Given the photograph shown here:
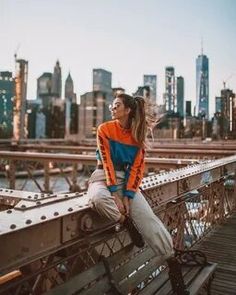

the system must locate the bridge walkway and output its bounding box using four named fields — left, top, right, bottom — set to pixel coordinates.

left=195, top=211, right=236, bottom=294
